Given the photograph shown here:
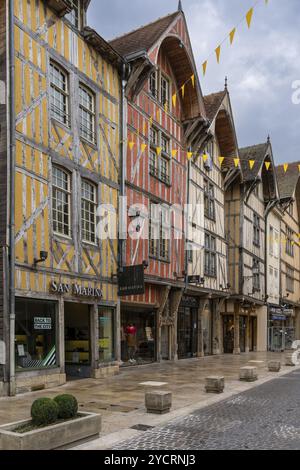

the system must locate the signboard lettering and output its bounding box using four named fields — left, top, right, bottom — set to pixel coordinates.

left=118, top=265, right=145, bottom=296
left=50, top=281, right=103, bottom=299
